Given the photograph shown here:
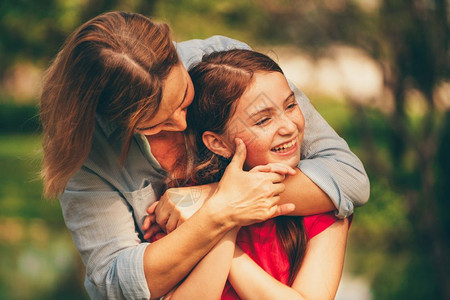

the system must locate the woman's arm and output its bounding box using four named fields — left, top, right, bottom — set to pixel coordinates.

left=151, top=168, right=335, bottom=234
left=279, top=83, right=370, bottom=218
left=152, top=164, right=296, bottom=299
left=177, top=36, right=370, bottom=217
left=291, top=84, right=370, bottom=217
left=143, top=139, right=295, bottom=298
left=280, top=168, right=336, bottom=216
left=228, top=219, right=349, bottom=300
left=62, top=139, right=292, bottom=299
left=165, top=228, right=239, bottom=300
